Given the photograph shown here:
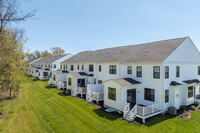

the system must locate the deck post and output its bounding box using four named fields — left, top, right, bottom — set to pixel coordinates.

left=143, top=118, right=145, bottom=123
